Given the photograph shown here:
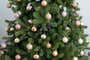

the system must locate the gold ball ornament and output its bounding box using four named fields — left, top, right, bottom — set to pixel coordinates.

left=46, top=42, right=52, bottom=48
left=6, top=2, right=11, bottom=8
left=31, top=26, right=37, bottom=32
left=33, top=54, right=39, bottom=60
left=52, top=50, right=58, bottom=57
left=45, top=13, right=52, bottom=20
left=41, top=0, right=47, bottom=7
left=14, top=38, right=20, bottom=43
left=26, top=43, right=33, bottom=50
